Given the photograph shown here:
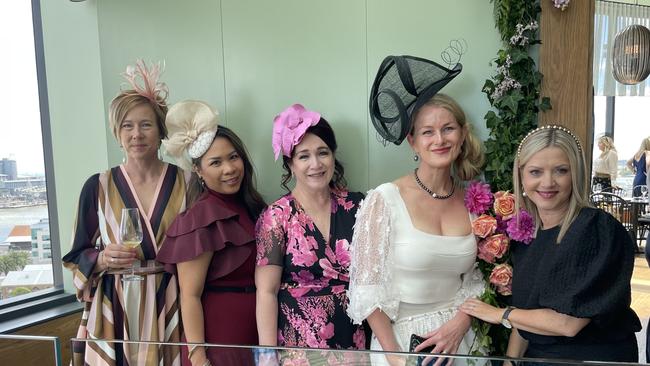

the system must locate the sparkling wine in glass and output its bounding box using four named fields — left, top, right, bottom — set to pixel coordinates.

left=120, top=208, right=143, bottom=282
